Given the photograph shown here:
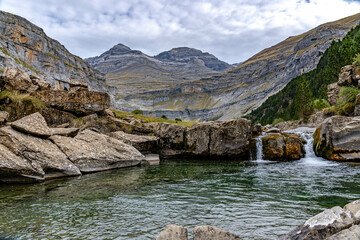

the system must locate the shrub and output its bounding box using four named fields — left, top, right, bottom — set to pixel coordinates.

left=313, top=99, right=330, bottom=110
left=272, top=118, right=284, bottom=126
left=161, top=115, right=168, bottom=119
left=322, top=105, right=337, bottom=116
left=132, top=109, right=143, bottom=115
left=175, top=118, right=182, bottom=122
left=353, top=53, right=360, bottom=65
left=336, top=86, right=360, bottom=109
